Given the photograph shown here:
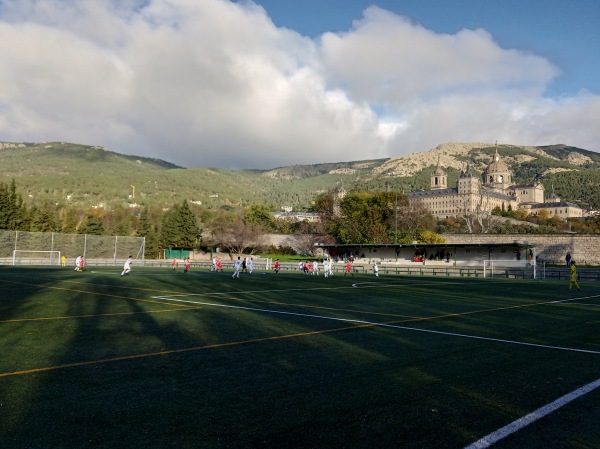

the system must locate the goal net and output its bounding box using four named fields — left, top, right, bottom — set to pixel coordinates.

left=12, top=250, right=61, bottom=266
left=1, top=231, right=146, bottom=266
left=483, top=259, right=536, bottom=279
